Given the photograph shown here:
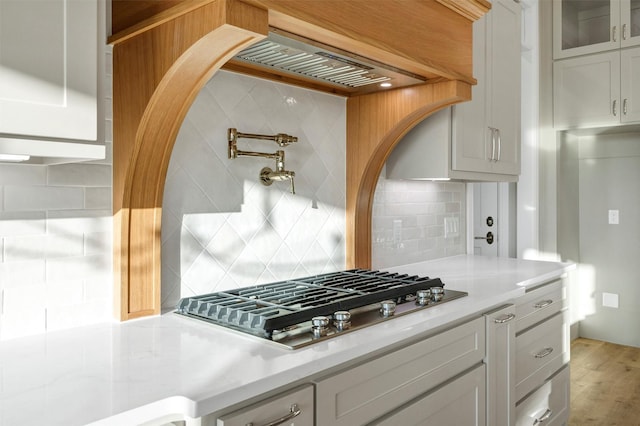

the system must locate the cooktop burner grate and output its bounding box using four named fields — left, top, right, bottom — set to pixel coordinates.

left=176, top=269, right=444, bottom=337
